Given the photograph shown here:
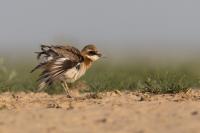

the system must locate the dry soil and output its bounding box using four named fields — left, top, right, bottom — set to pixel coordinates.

left=0, top=90, right=200, bottom=133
